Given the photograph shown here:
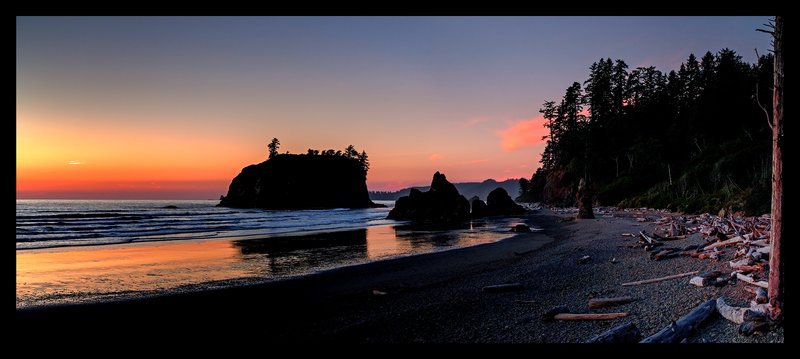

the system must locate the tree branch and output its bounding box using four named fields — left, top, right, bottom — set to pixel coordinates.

left=754, top=49, right=773, bottom=131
